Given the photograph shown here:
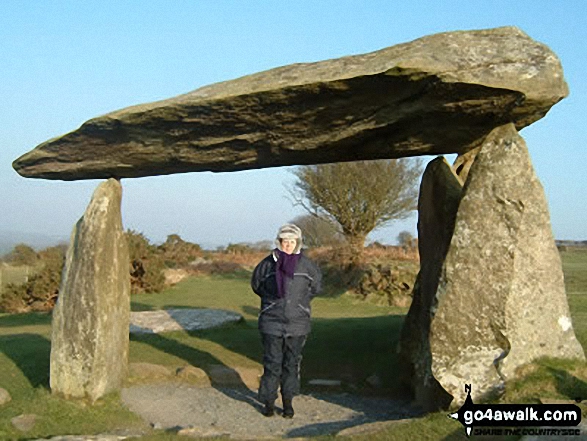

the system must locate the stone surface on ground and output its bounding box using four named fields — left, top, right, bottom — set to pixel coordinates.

left=430, top=124, right=585, bottom=406
left=0, top=387, right=11, bottom=406
left=128, top=362, right=173, bottom=380
left=14, top=27, right=567, bottom=180
left=398, top=157, right=462, bottom=411
left=11, top=414, right=39, bottom=432
left=163, top=268, right=189, bottom=285
left=130, top=308, right=243, bottom=334
left=175, top=366, right=210, bottom=384
left=50, top=179, right=130, bottom=402
left=121, top=384, right=421, bottom=439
